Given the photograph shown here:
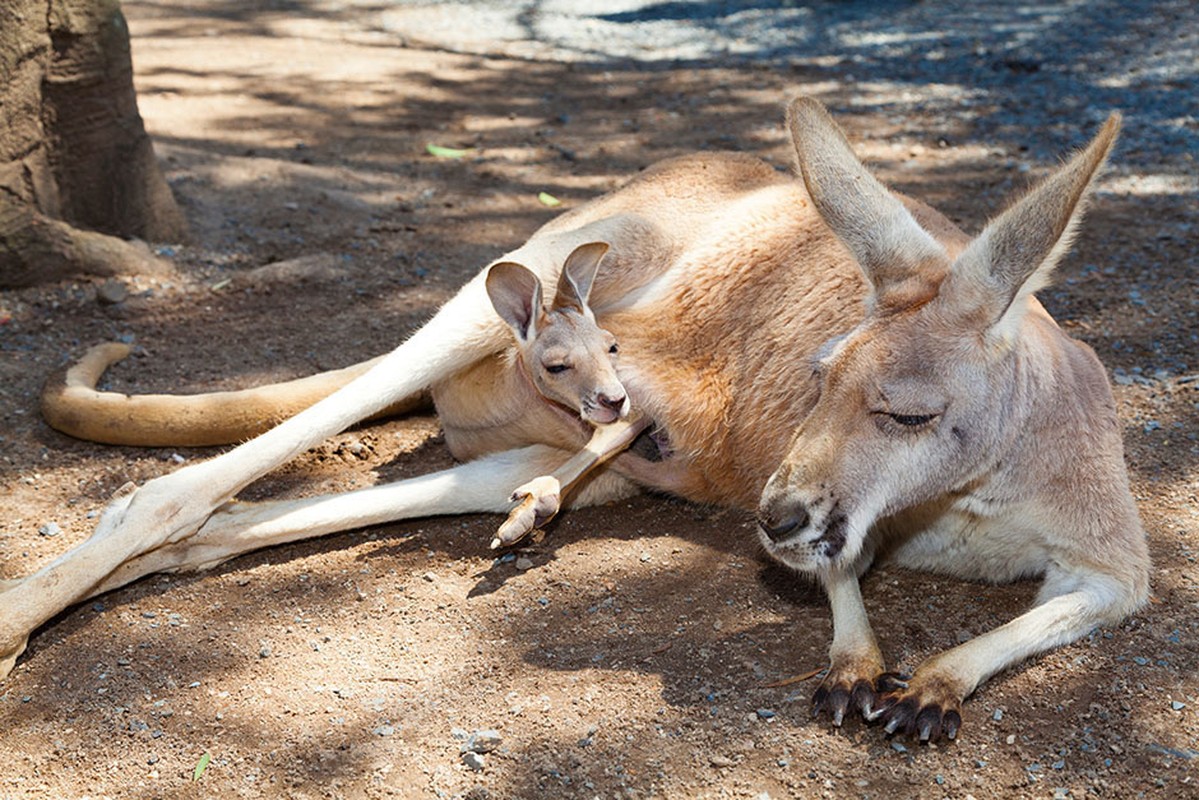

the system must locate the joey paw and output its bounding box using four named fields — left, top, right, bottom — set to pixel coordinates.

left=490, top=477, right=562, bottom=549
